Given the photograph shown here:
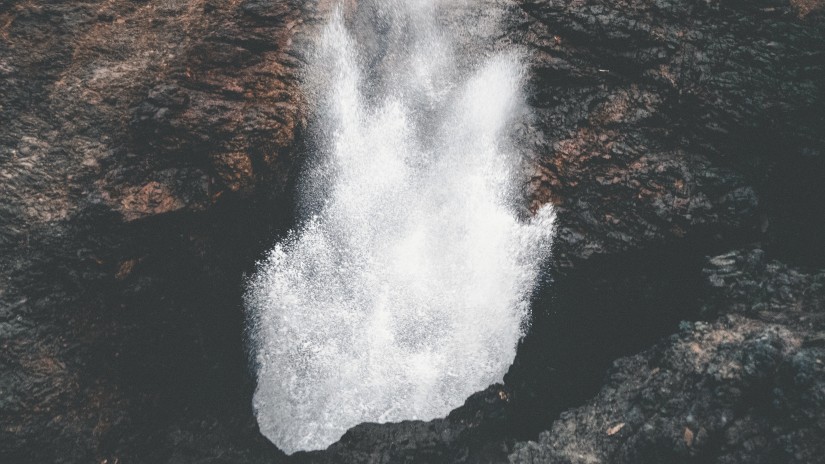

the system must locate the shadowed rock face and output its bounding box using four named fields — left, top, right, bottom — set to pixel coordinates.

left=517, top=0, right=825, bottom=268
left=1, top=0, right=824, bottom=463
left=1, top=0, right=318, bottom=461
left=510, top=249, right=825, bottom=464
left=505, top=0, right=825, bottom=451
